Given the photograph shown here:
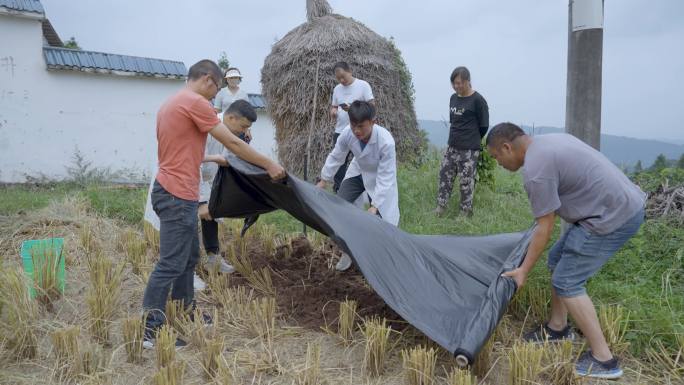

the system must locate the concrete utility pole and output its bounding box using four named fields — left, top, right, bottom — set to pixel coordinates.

left=565, top=0, right=604, bottom=150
